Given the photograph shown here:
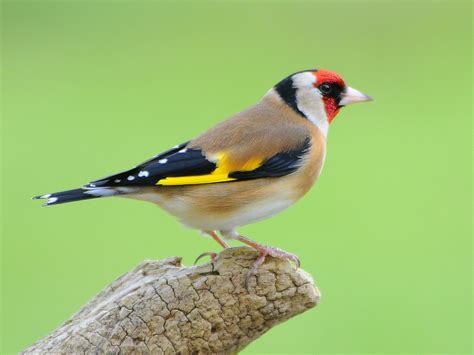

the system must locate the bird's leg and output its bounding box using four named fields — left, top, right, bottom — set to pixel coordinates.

left=194, top=231, right=229, bottom=264
left=209, top=231, right=230, bottom=249
left=235, top=234, right=300, bottom=289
